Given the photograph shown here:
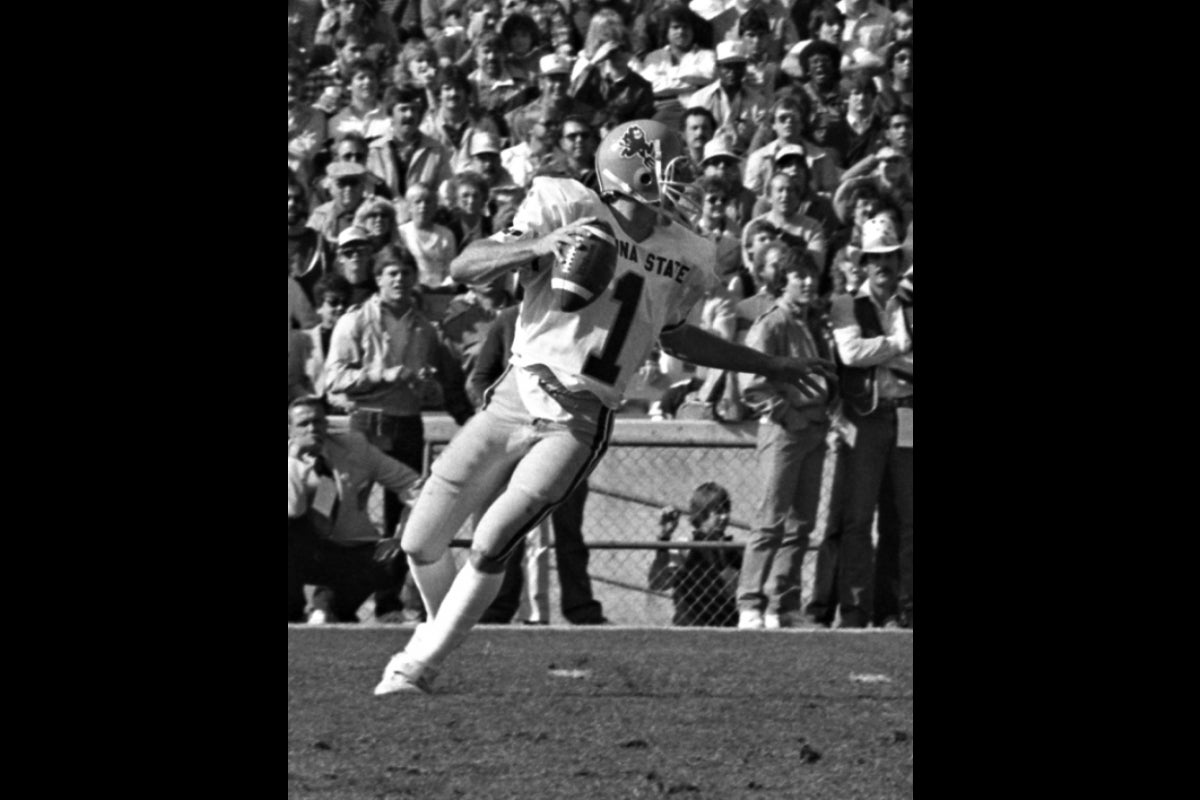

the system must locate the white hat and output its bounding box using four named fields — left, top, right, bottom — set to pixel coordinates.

left=860, top=216, right=903, bottom=255
left=539, top=53, right=573, bottom=75
left=468, top=130, right=502, bottom=156
left=336, top=226, right=371, bottom=248
left=701, top=136, right=741, bottom=165
left=773, top=143, right=808, bottom=163
left=715, top=41, right=748, bottom=64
